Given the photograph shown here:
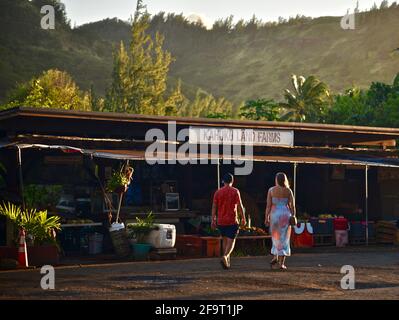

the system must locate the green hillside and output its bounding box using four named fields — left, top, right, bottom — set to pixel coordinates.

left=1, top=0, right=399, bottom=104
